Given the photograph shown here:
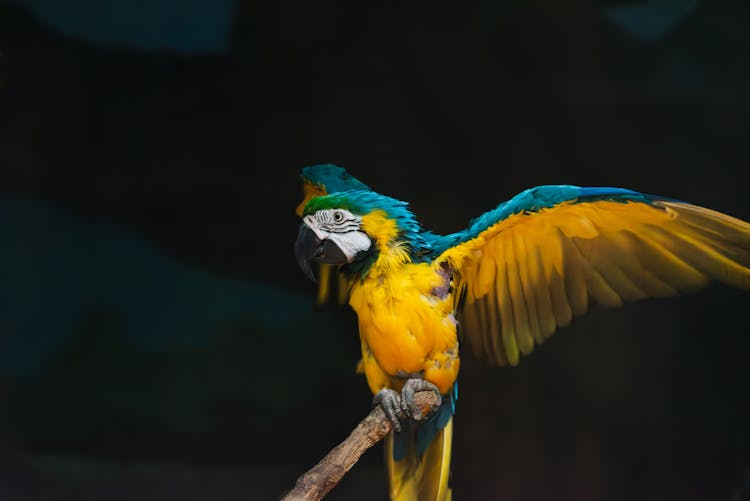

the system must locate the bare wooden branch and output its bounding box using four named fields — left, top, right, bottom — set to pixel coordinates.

left=280, top=391, right=440, bottom=501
